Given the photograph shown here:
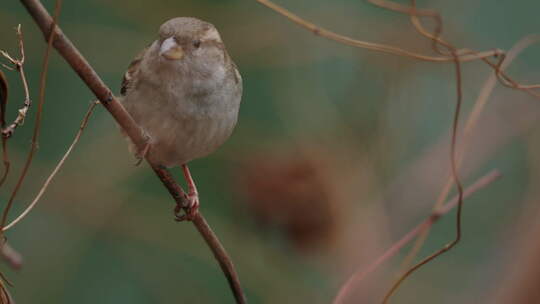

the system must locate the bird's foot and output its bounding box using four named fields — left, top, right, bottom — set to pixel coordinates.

left=174, top=192, right=199, bottom=222
left=175, top=164, right=200, bottom=221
